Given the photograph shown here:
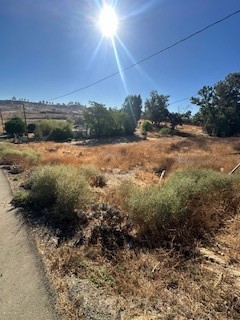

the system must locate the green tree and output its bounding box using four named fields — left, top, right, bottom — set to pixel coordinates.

left=167, top=112, right=183, bottom=130
left=144, top=90, right=169, bottom=126
left=181, top=110, right=192, bottom=125
left=192, top=112, right=202, bottom=126
left=215, top=73, right=240, bottom=136
left=191, top=73, right=240, bottom=137
left=109, top=108, right=129, bottom=136
left=5, top=117, right=26, bottom=135
left=27, top=123, right=37, bottom=133
left=84, top=102, right=115, bottom=138
left=191, top=86, right=216, bottom=135
left=122, top=95, right=142, bottom=133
